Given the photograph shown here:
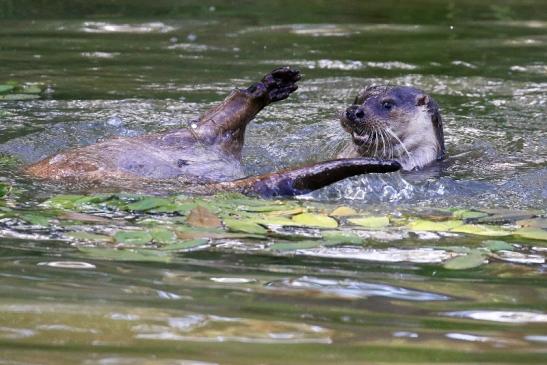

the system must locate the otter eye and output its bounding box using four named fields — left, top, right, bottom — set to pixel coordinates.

left=381, top=100, right=394, bottom=110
